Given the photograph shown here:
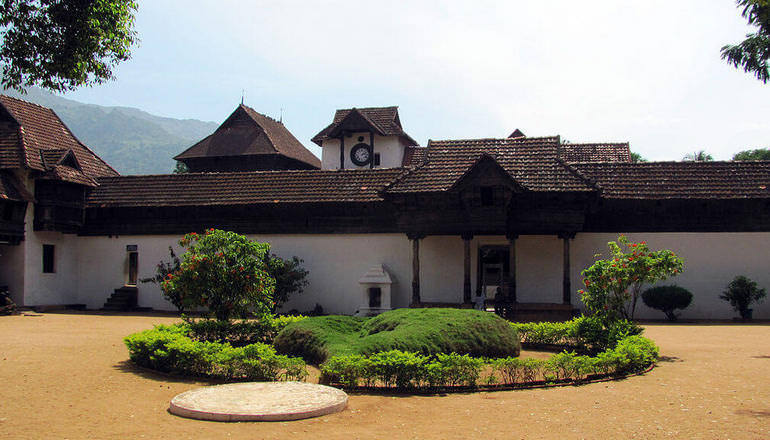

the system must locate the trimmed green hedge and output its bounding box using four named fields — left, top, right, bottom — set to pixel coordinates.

left=274, top=308, right=521, bottom=363
left=124, top=324, right=307, bottom=381
left=510, top=316, right=642, bottom=352
left=320, top=334, right=658, bottom=390
left=185, top=315, right=306, bottom=347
